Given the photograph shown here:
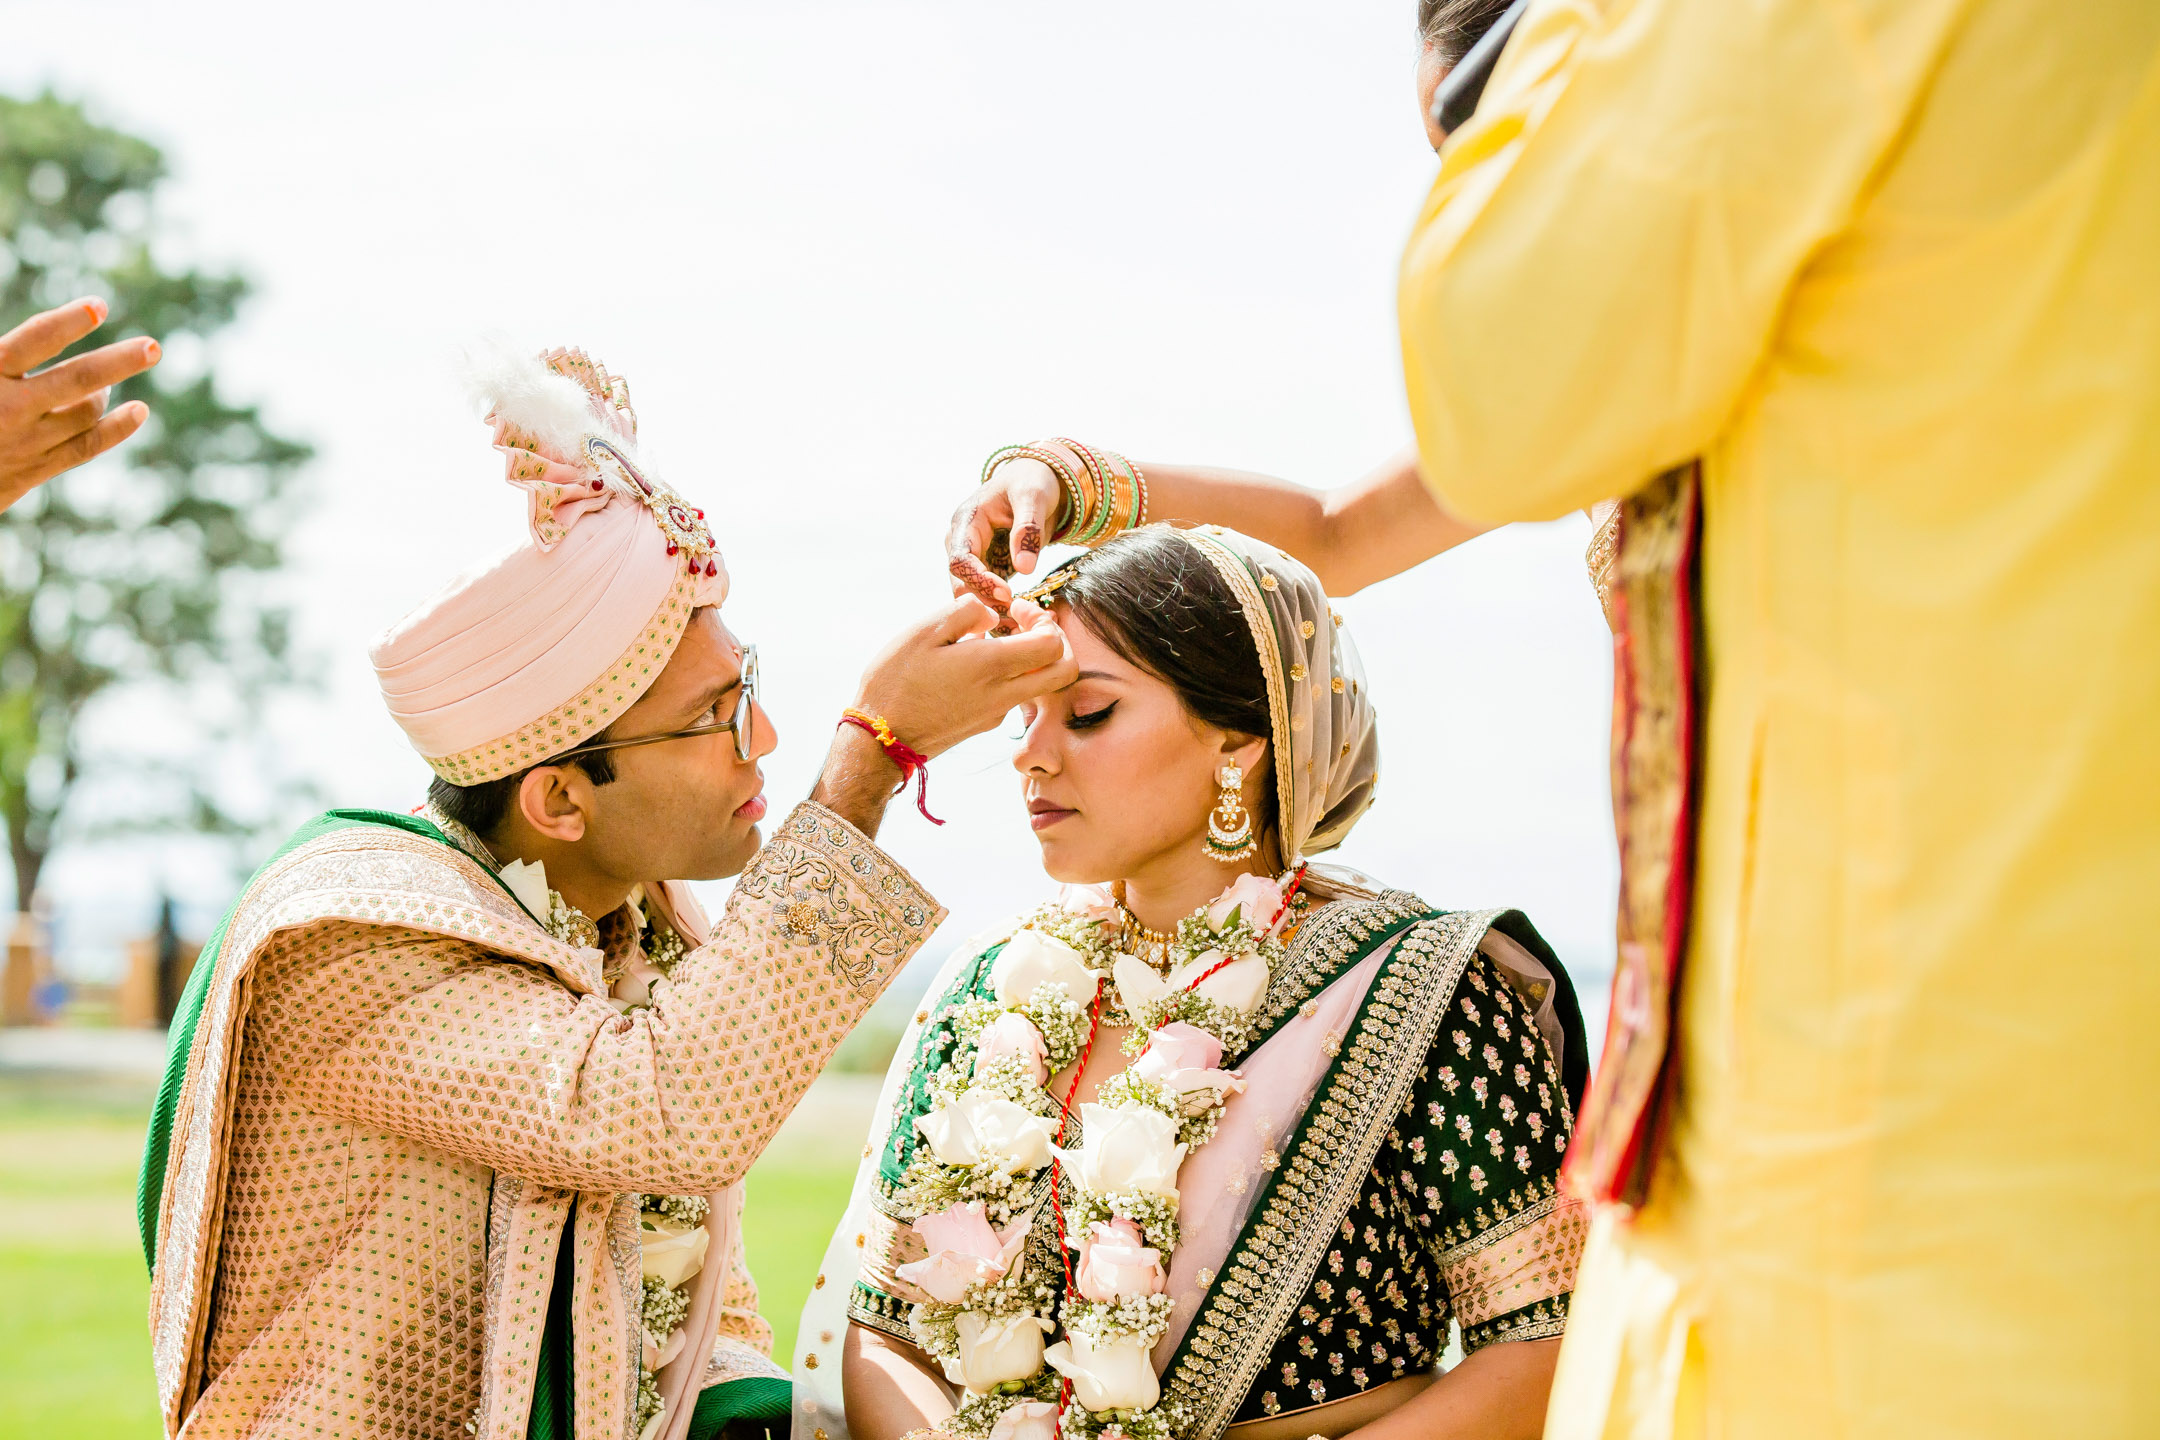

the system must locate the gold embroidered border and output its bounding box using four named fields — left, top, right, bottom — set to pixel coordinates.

left=1437, top=1192, right=1588, bottom=1331
left=703, top=1337, right=791, bottom=1386
left=428, top=566, right=700, bottom=785
left=1185, top=529, right=1297, bottom=852
left=730, top=804, right=940, bottom=989
left=148, top=827, right=596, bottom=1429
left=1161, top=909, right=1502, bottom=1440
left=1253, top=891, right=1432, bottom=1041
left=858, top=1207, right=930, bottom=1305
